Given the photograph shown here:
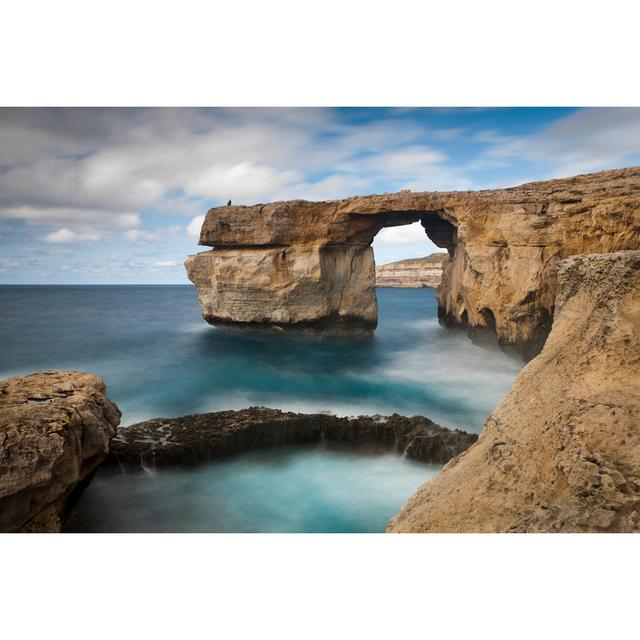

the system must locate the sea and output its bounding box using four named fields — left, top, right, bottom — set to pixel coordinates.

left=0, top=285, right=522, bottom=532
